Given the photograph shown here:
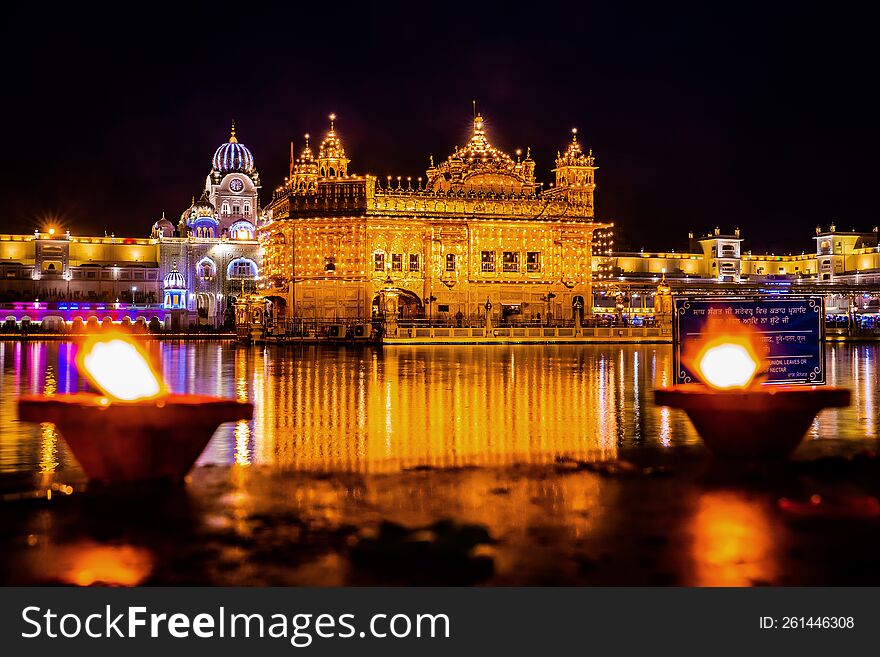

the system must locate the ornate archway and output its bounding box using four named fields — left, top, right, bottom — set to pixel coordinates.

left=372, top=288, right=424, bottom=321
